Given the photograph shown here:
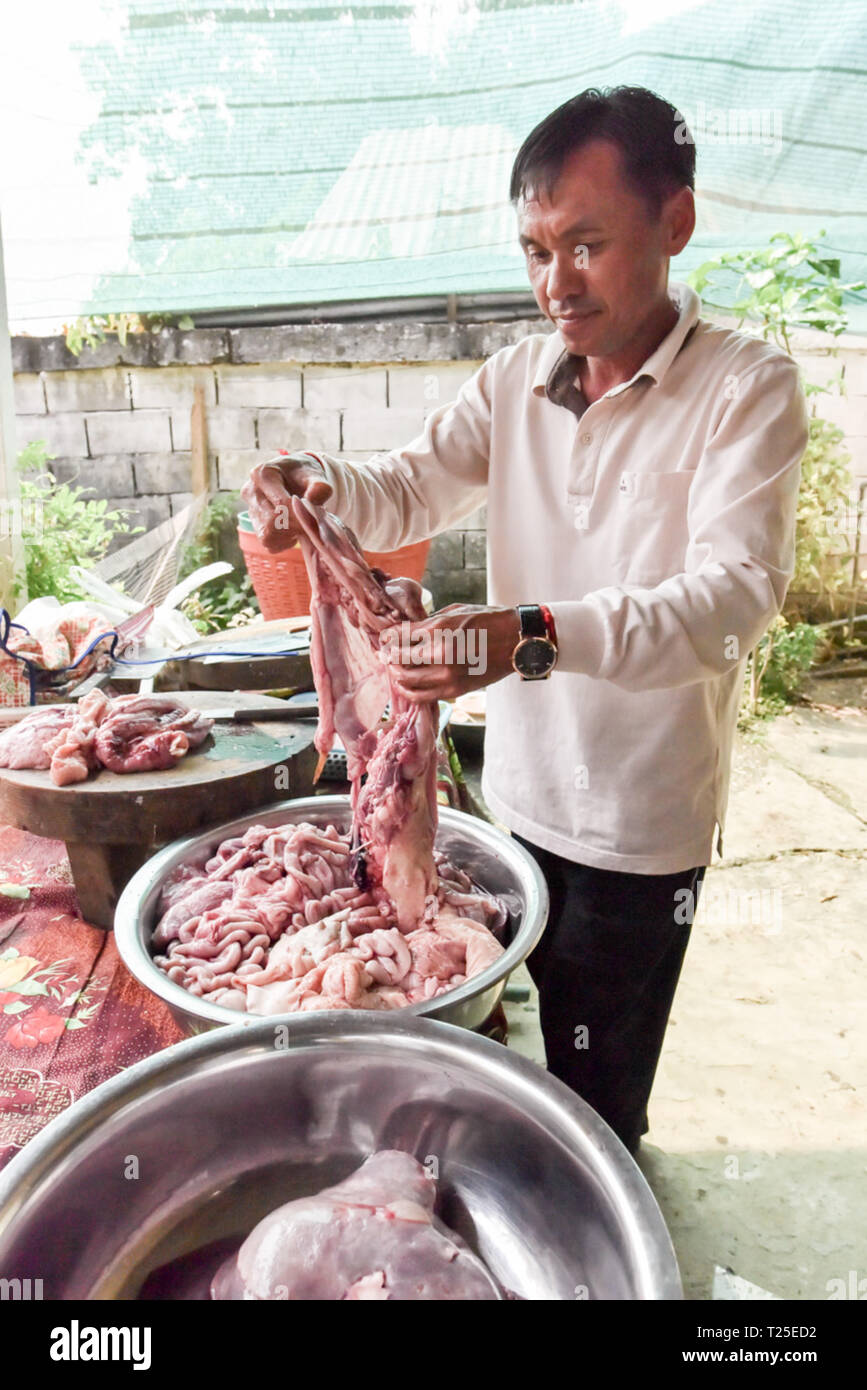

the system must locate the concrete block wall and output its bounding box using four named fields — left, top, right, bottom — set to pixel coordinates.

left=11, top=323, right=523, bottom=604
left=10, top=319, right=867, bottom=608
